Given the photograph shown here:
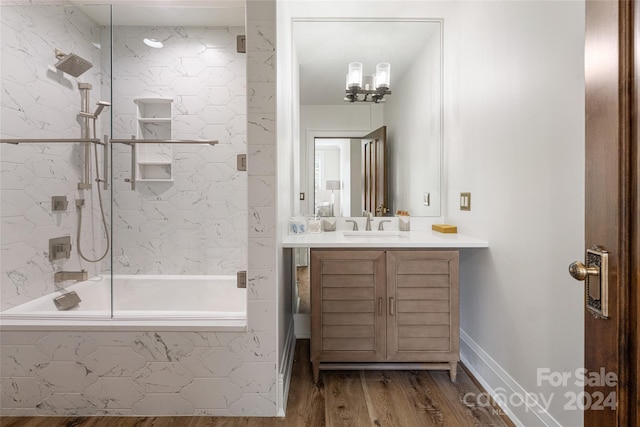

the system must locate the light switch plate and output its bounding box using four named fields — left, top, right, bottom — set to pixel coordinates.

left=460, top=192, right=471, bottom=211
